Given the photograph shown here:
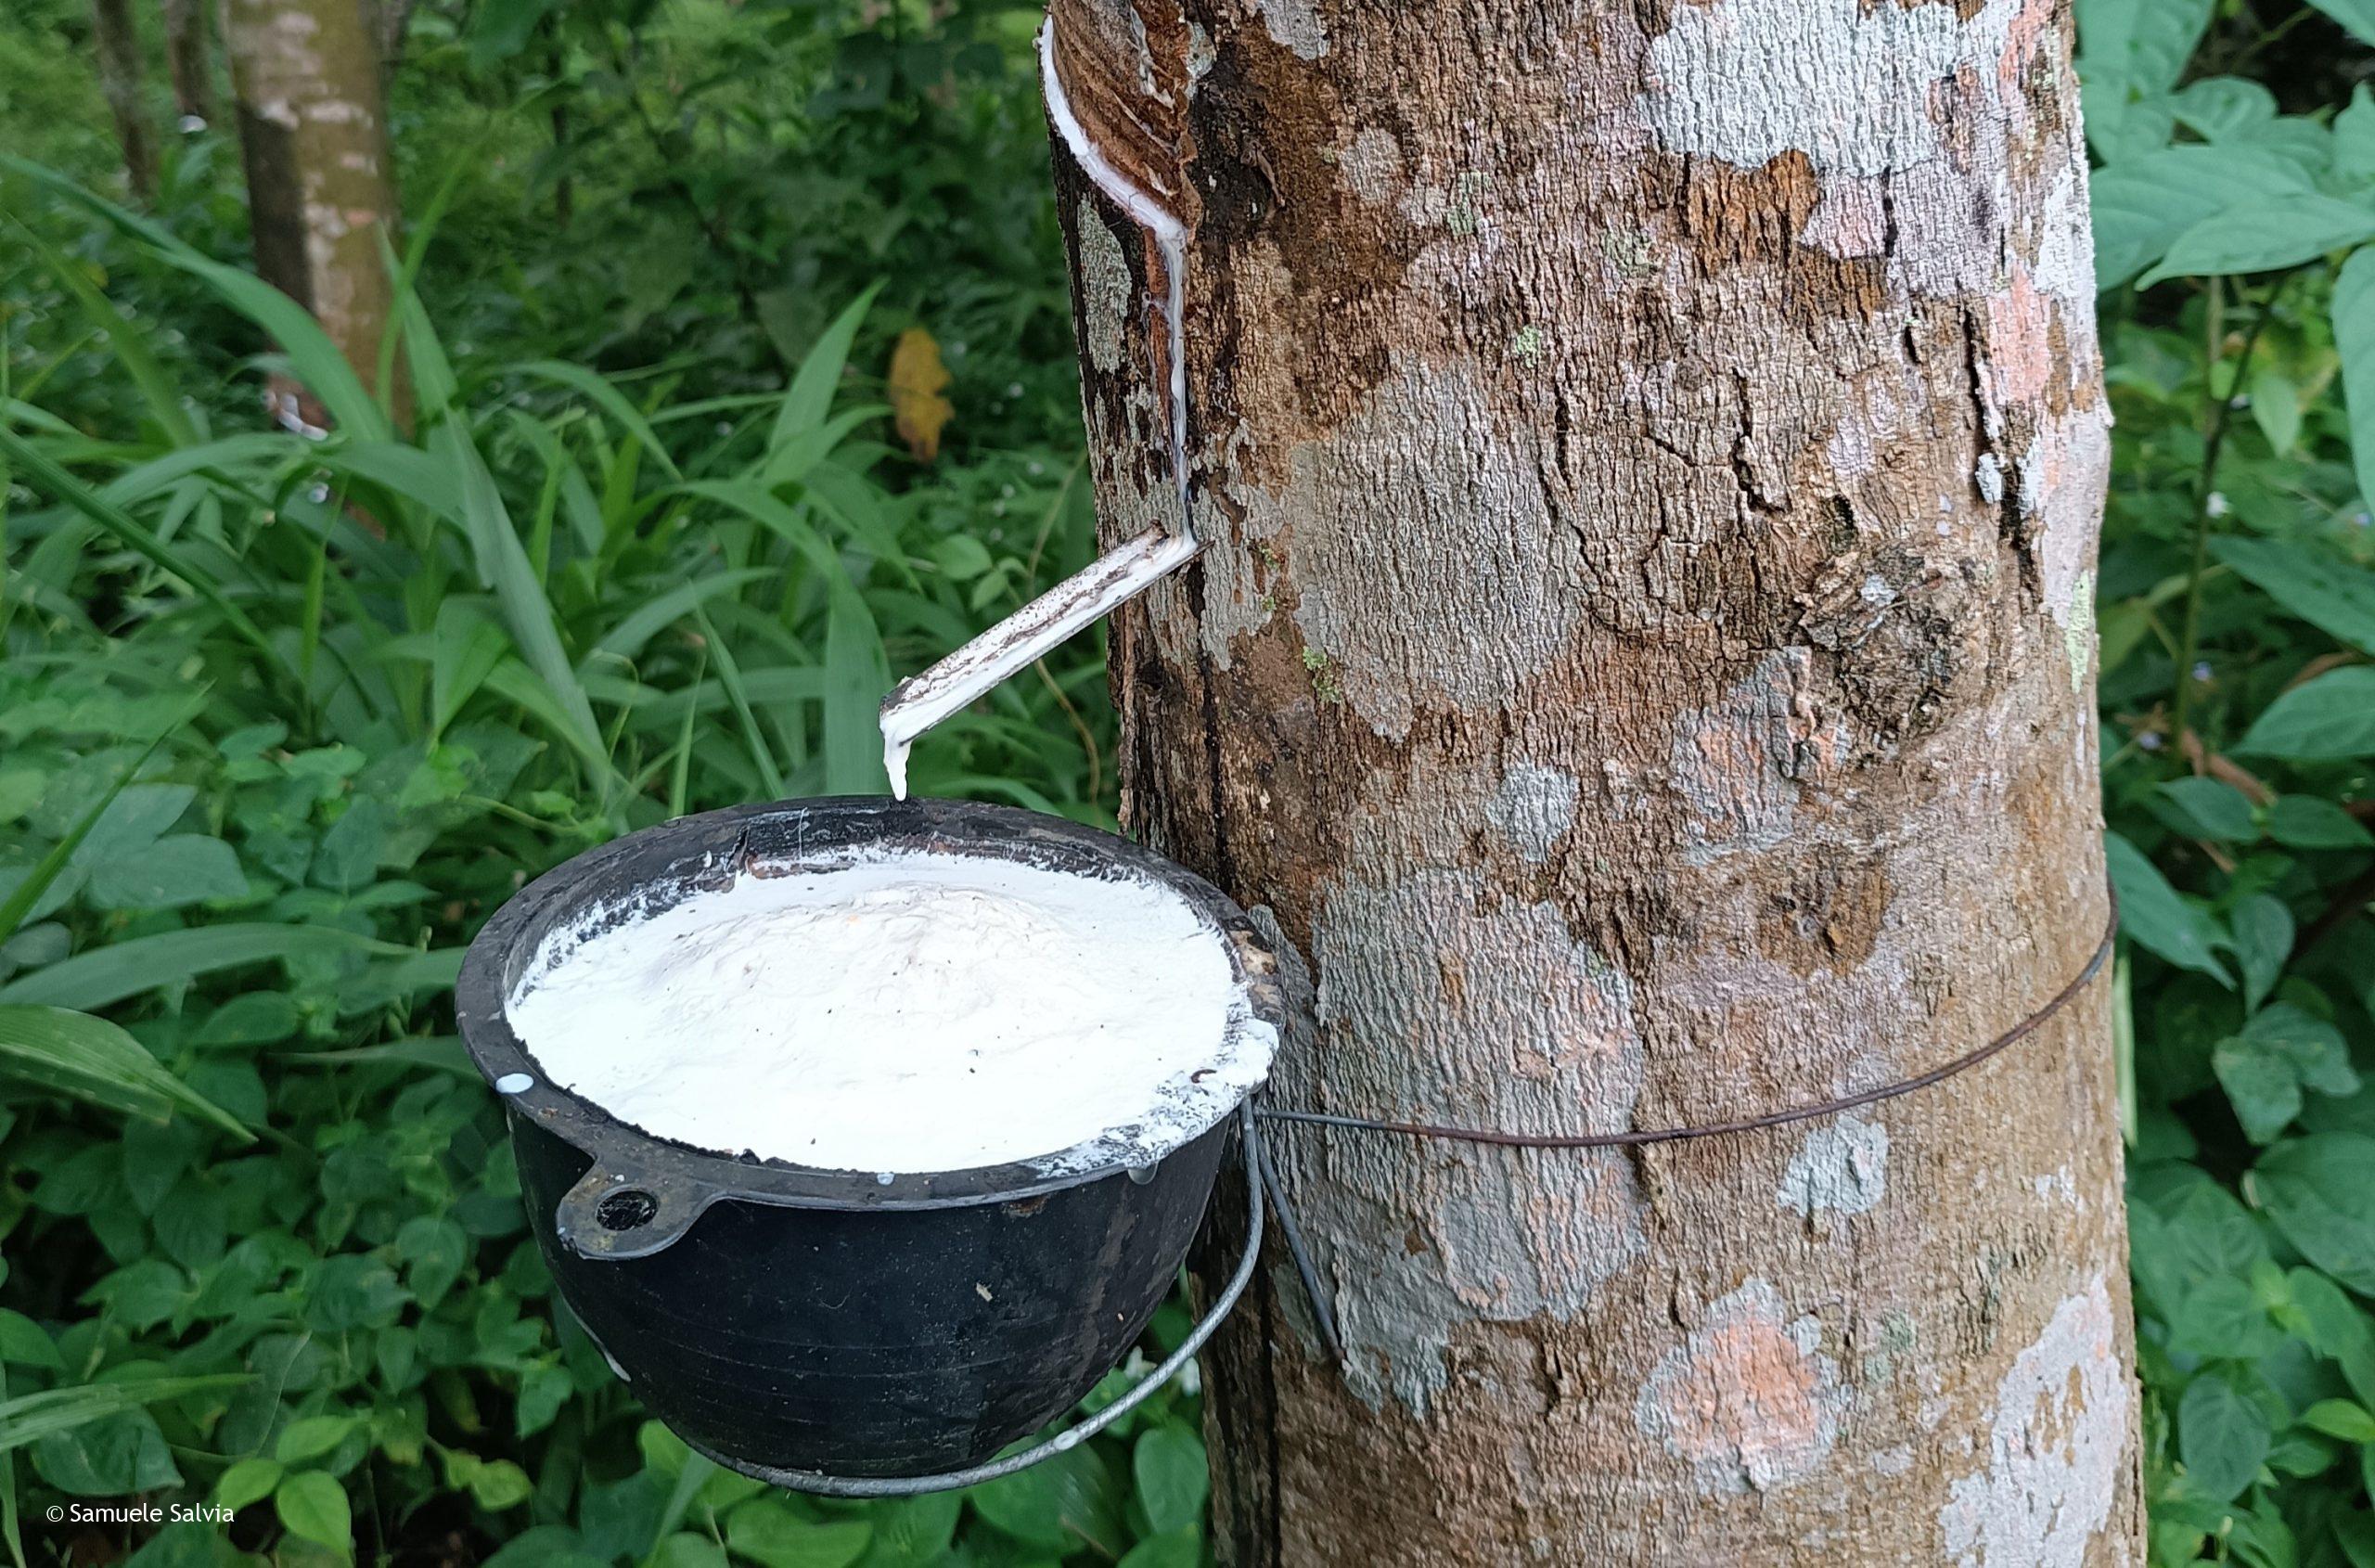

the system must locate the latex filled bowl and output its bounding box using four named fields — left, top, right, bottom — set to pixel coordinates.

left=454, top=797, right=1282, bottom=1480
